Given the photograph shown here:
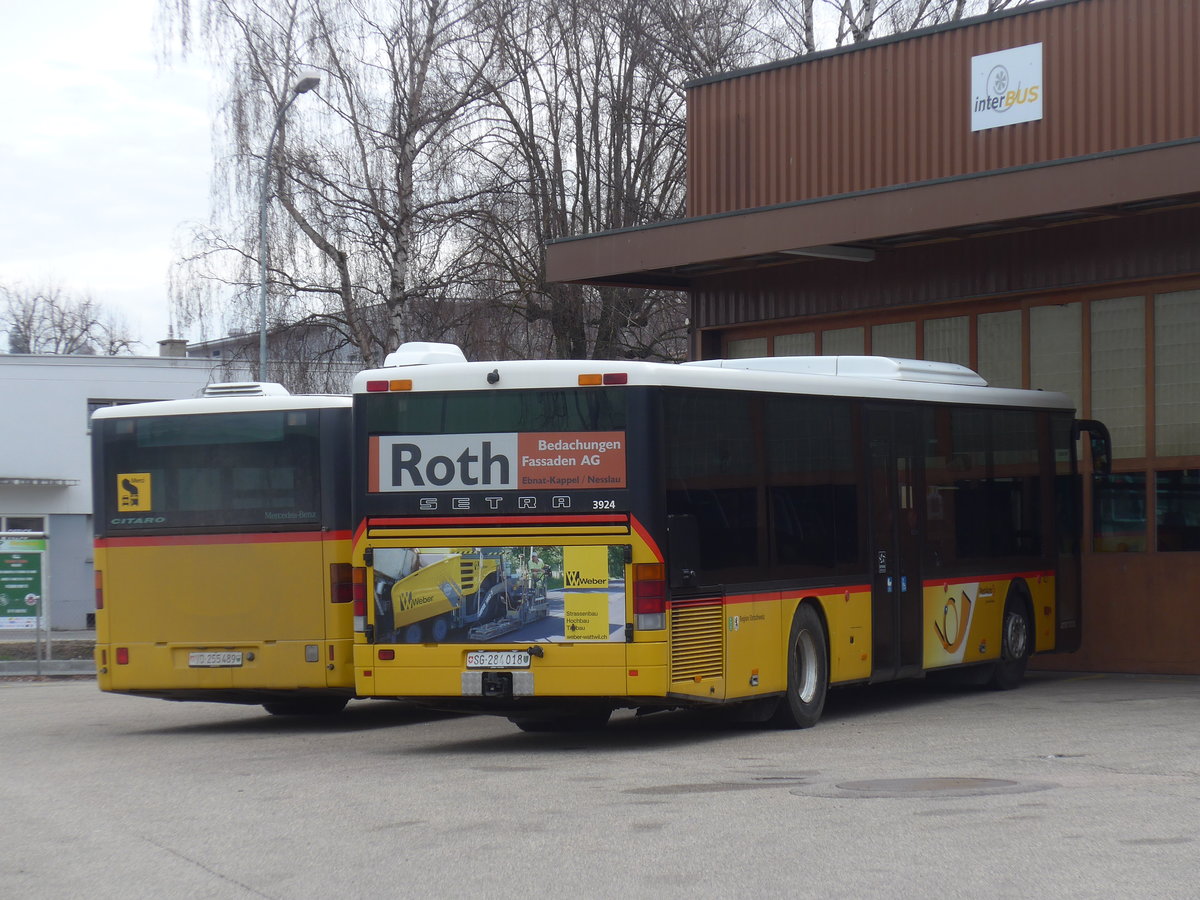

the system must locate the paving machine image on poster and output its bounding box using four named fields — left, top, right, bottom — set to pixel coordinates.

left=371, top=544, right=627, bottom=644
